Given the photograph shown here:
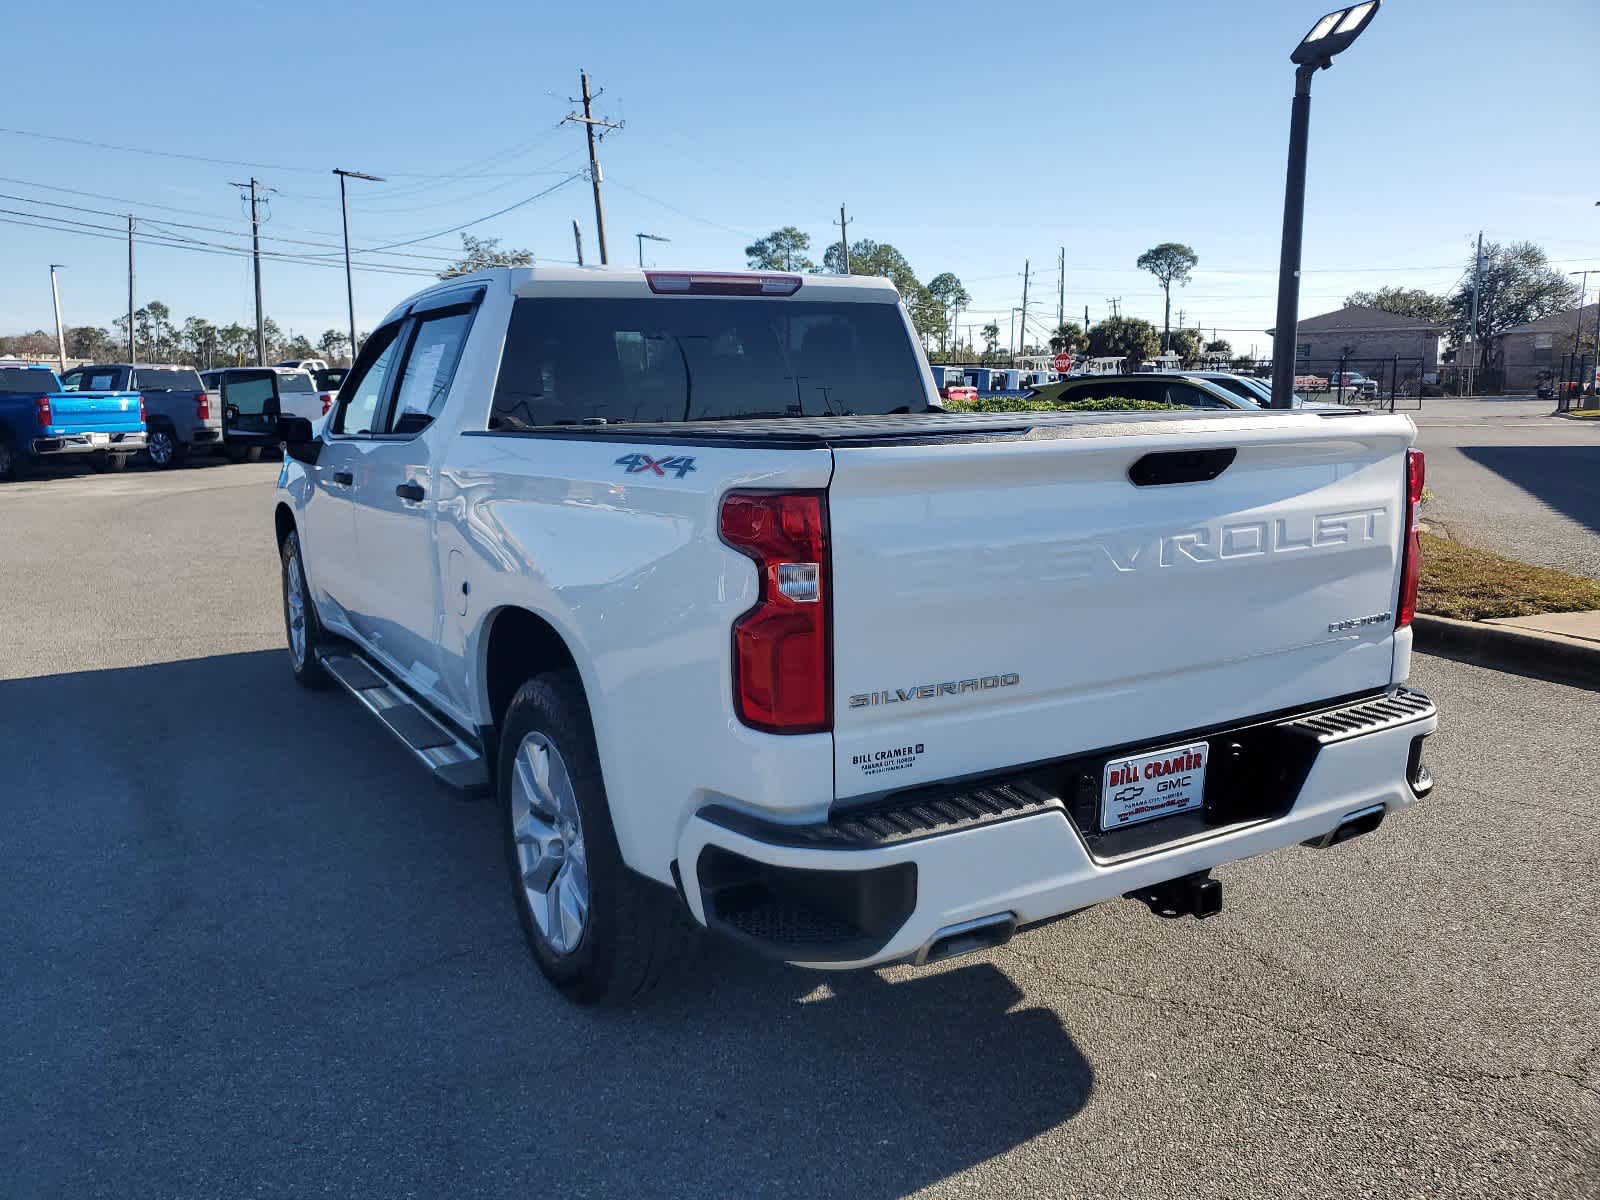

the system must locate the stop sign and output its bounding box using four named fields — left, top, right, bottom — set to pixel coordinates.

left=1053, top=353, right=1072, bottom=373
